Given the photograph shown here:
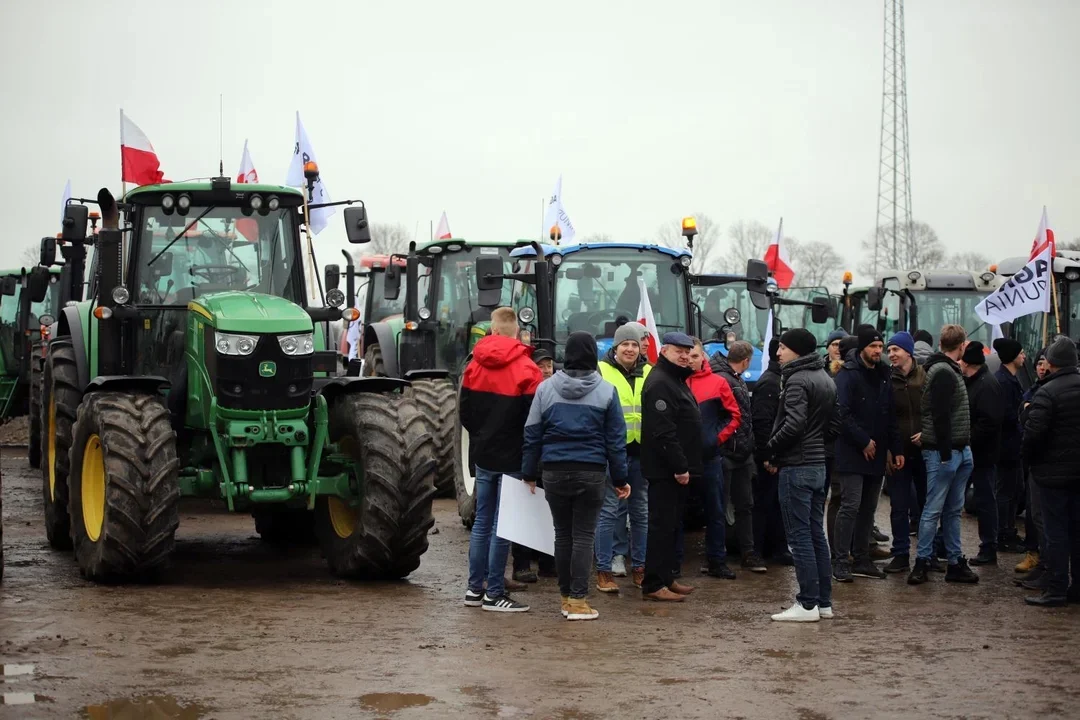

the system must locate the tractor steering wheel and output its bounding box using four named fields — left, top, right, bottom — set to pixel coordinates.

left=190, top=264, right=242, bottom=283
